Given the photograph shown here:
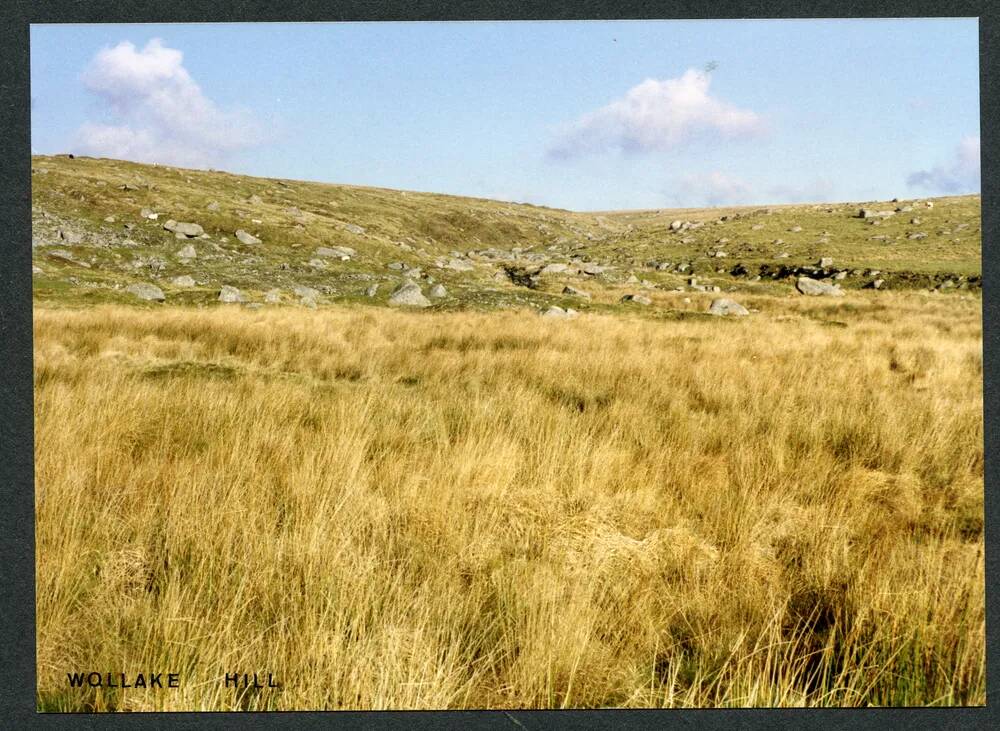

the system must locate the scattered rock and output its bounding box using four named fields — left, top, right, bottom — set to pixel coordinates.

left=429, top=284, right=448, bottom=298
left=670, top=220, right=684, bottom=231
left=218, top=285, right=245, bottom=303
left=235, top=229, right=261, bottom=245
left=542, top=306, right=578, bottom=319
left=315, top=245, right=355, bottom=260
left=264, top=289, right=282, bottom=303
left=206, top=201, right=220, bottom=211
left=343, top=223, right=365, bottom=235
left=140, top=208, right=159, bottom=220
left=860, top=208, right=896, bottom=219
left=171, top=275, right=196, bottom=287
left=46, top=249, right=90, bottom=267
left=796, top=277, right=845, bottom=297
left=176, top=244, right=197, bottom=259
left=163, top=220, right=204, bottom=237
left=32, top=265, right=43, bottom=275
left=293, top=285, right=320, bottom=299
left=818, top=257, right=834, bottom=268
left=365, top=284, right=379, bottom=297
left=872, top=279, right=886, bottom=290
left=103, top=216, right=116, bottom=223
left=58, top=229, right=83, bottom=244
left=621, top=293, right=652, bottom=305
left=444, top=258, right=475, bottom=272
left=562, top=285, right=591, bottom=299
left=388, top=281, right=431, bottom=307
left=708, top=298, right=749, bottom=316
left=126, top=283, right=165, bottom=302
